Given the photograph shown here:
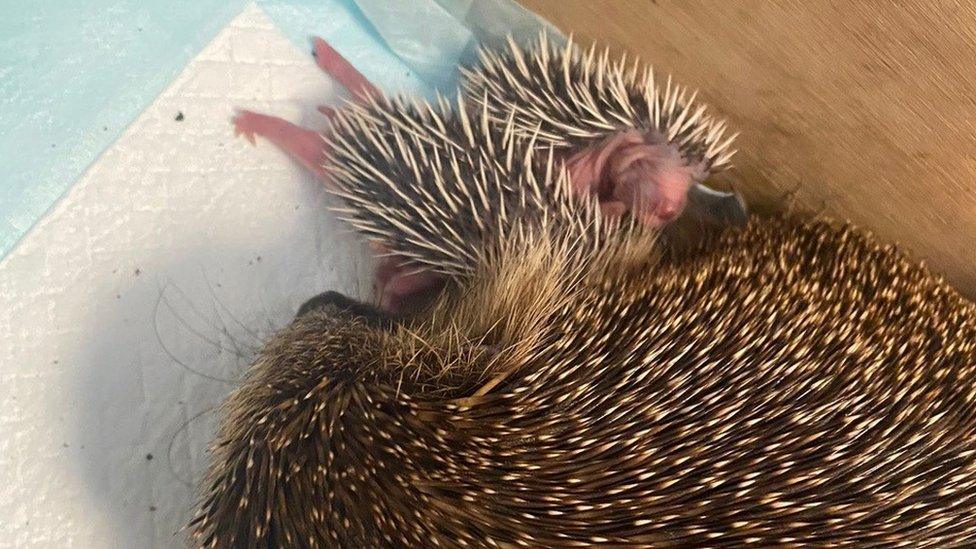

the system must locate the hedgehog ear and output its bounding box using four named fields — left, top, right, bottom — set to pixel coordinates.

left=296, top=290, right=397, bottom=330
left=684, top=184, right=749, bottom=228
